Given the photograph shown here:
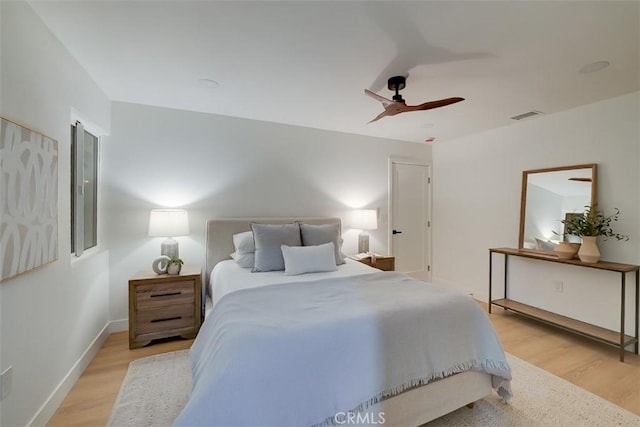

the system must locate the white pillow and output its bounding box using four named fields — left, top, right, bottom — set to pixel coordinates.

left=233, top=231, right=255, bottom=254
left=535, top=238, right=557, bottom=251
left=281, top=242, right=337, bottom=276
left=231, top=231, right=255, bottom=267
left=230, top=252, right=254, bottom=269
